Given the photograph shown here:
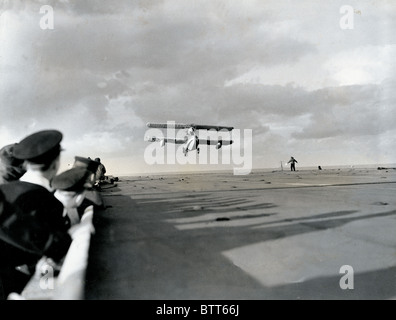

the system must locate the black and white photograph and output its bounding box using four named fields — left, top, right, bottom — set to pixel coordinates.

left=0, top=0, right=395, bottom=304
